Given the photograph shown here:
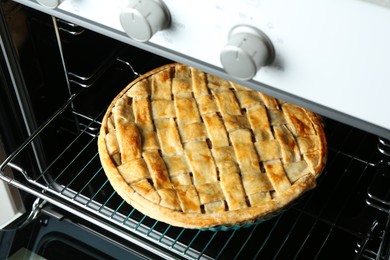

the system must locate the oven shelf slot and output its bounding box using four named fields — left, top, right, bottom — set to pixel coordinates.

left=363, top=161, right=390, bottom=260
left=67, top=53, right=125, bottom=88
left=378, top=138, right=390, bottom=157
left=56, top=18, right=85, bottom=35
left=366, top=162, right=390, bottom=213
left=52, top=17, right=132, bottom=92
